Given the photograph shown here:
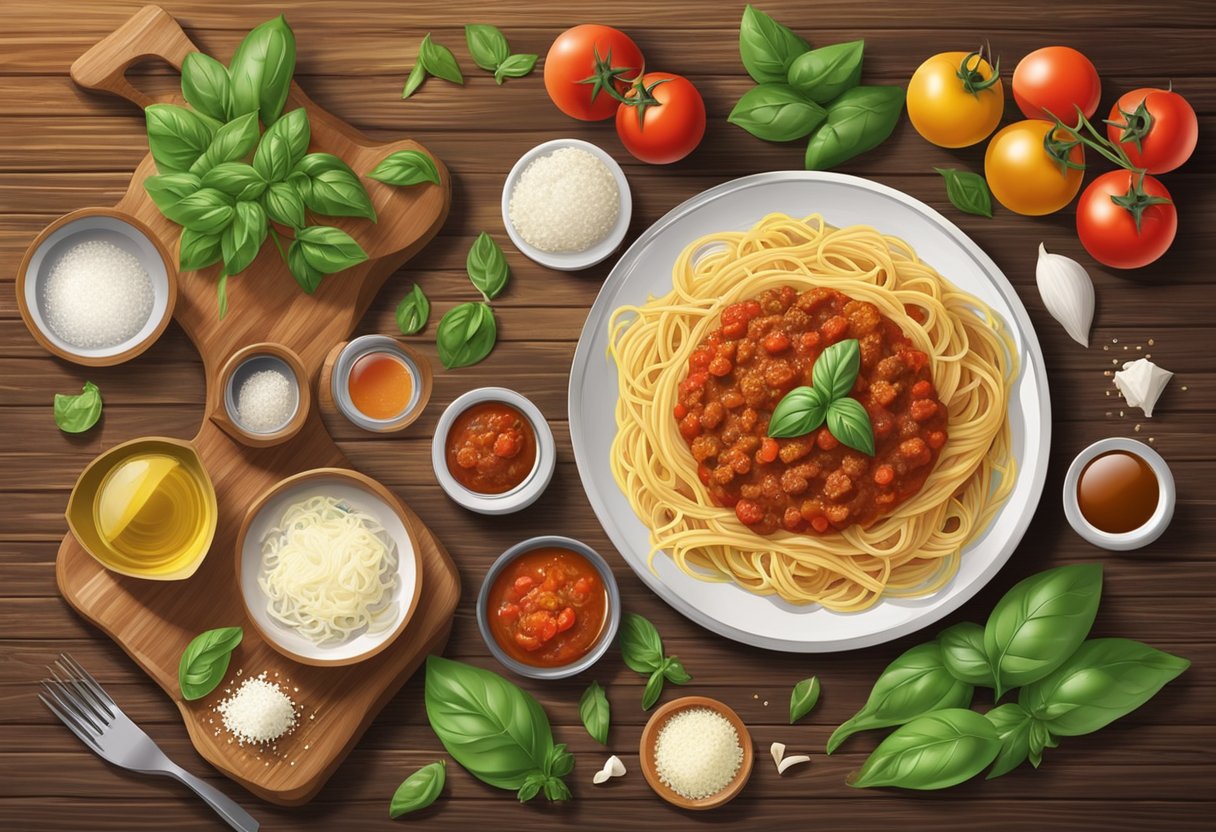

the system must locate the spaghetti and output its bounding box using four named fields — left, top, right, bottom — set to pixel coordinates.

left=609, top=214, right=1015, bottom=612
